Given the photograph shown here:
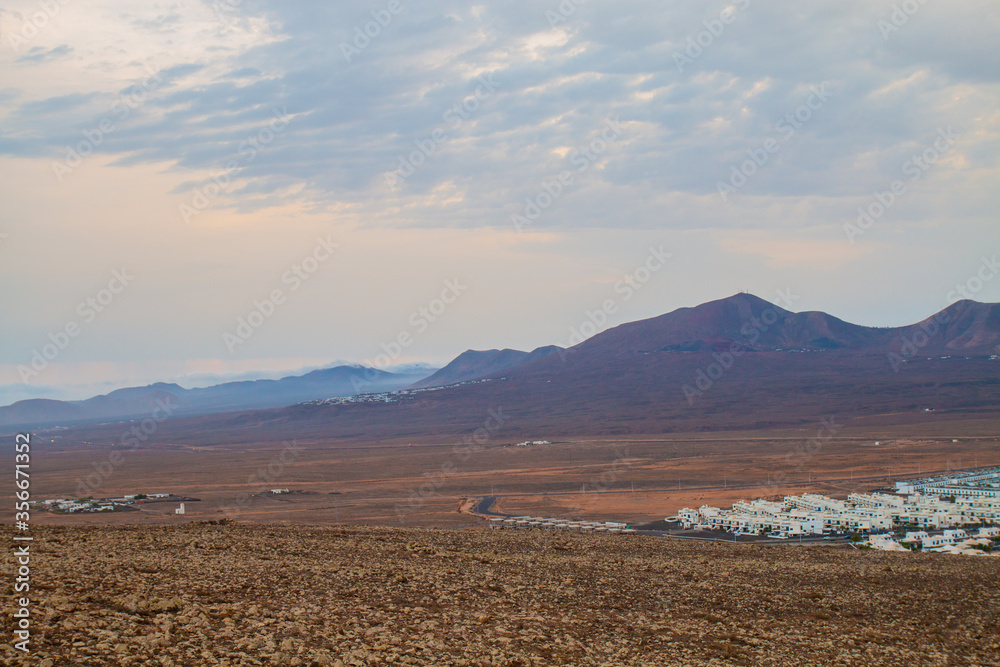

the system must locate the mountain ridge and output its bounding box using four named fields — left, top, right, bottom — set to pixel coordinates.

left=0, top=365, right=431, bottom=429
